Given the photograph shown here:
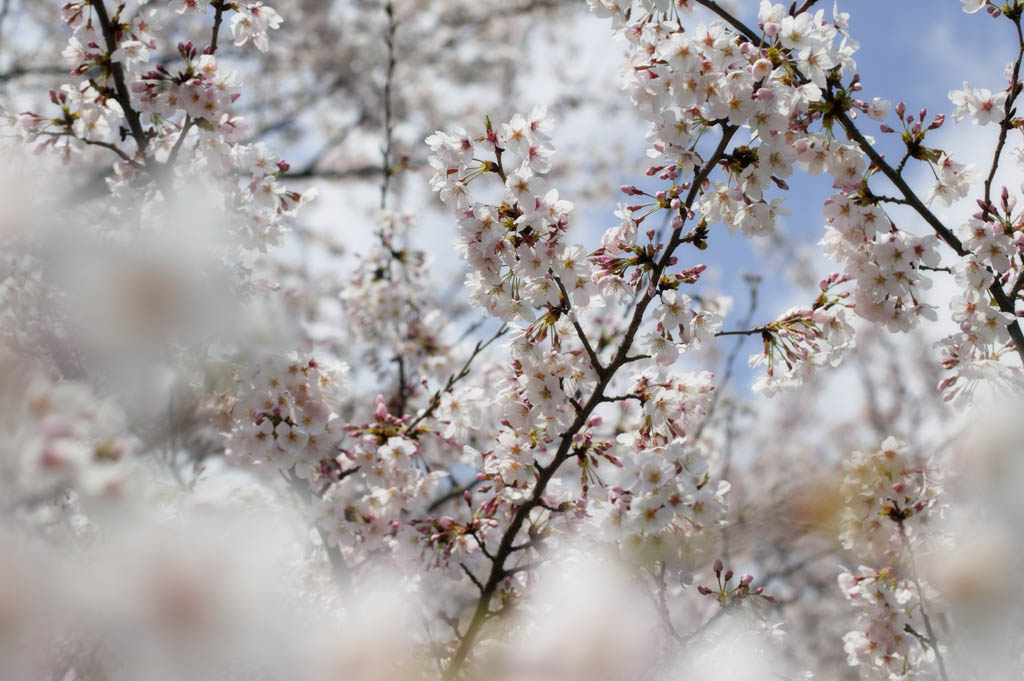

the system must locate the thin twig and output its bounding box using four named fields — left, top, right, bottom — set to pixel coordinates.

left=899, top=523, right=951, bottom=681
left=693, top=0, right=760, bottom=41
left=651, top=562, right=682, bottom=642
left=460, top=562, right=485, bottom=593
left=694, top=276, right=760, bottom=444
left=427, top=479, right=481, bottom=513
left=554, top=274, right=605, bottom=377
left=403, top=324, right=508, bottom=436
left=715, top=326, right=769, bottom=338
left=380, top=1, right=397, bottom=211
